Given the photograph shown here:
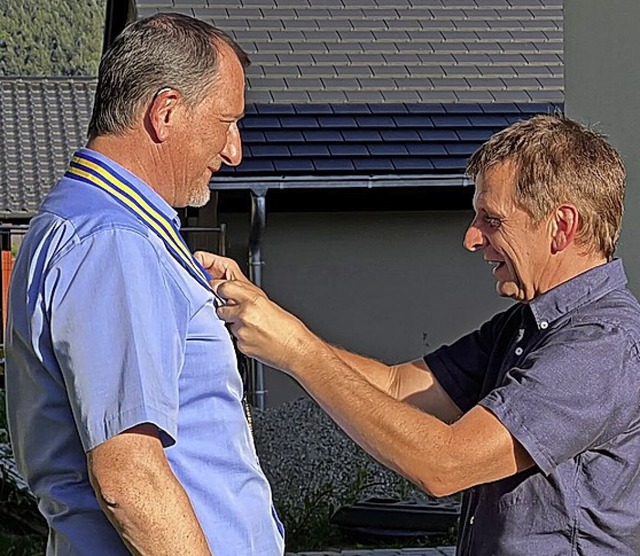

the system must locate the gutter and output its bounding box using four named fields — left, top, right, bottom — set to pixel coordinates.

left=211, top=172, right=472, bottom=409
